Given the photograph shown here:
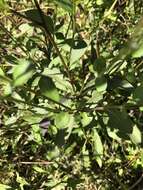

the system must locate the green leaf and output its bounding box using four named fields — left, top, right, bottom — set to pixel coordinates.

left=0, top=184, right=11, bottom=189
left=95, top=76, right=107, bottom=92
left=13, top=59, right=34, bottom=86
left=96, top=0, right=104, bottom=5
left=108, top=109, right=133, bottom=140
left=33, top=166, right=46, bottom=173
left=55, top=112, right=70, bottom=129
left=0, top=67, right=5, bottom=76
left=132, top=43, right=143, bottom=58
left=88, top=90, right=103, bottom=103
left=82, top=144, right=90, bottom=168
left=39, top=76, right=60, bottom=101
left=70, top=39, right=87, bottom=65
left=0, top=0, right=8, bottom=11
left=93, top=57, right=106, bottom=77
left=25, top=9, right=54, bottom=33
left=133, top=86, right=143, bottom=104
left=53, top=0, right=73, bottom=13
left=129, top=125, right=142, bottom=144
left=31, top=124, right=42, bottom=145
left=81, top=112, right=92, bottom=127
left=16, top=172, right=29, bottom=190
left=42, top=68, right=73, bottom=92
left=3, top=82, right=12, bottom=96
left=107, top=127, right=121, bottom=142
left=92, top=128, right=103, bottom=167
